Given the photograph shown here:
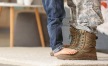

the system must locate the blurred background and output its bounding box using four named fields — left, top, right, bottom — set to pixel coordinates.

left=0, top=0, right=108, bottom=53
